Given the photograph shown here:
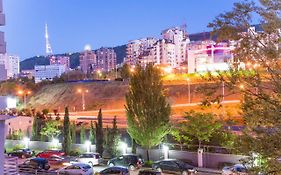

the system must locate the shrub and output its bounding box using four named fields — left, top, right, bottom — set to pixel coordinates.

left=144, top=160, right=154, bottom=167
